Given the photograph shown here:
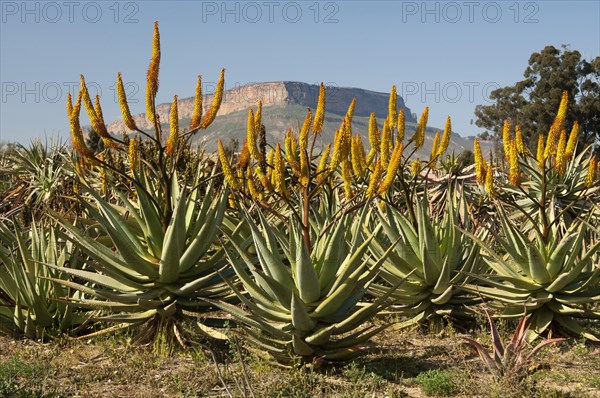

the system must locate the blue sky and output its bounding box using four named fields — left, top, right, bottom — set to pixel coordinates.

left=1, top=0, right=599, bottom=144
